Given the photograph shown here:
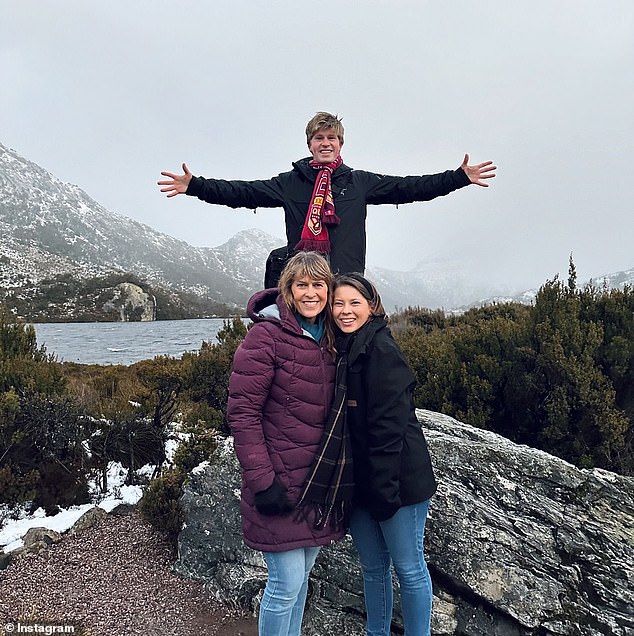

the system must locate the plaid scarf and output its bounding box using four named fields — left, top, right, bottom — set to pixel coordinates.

left=295, top=351, right=354, bottom=529
left=294, top=156, right=342, bottom=254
